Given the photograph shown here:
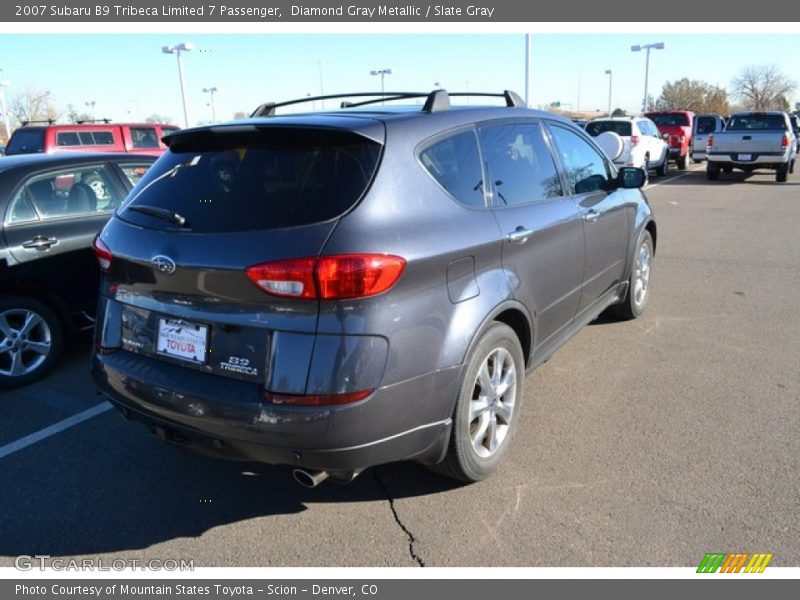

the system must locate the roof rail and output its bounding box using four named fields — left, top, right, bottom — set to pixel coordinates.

left=75, top=118, right=112, bottom=124
left=250, top=89, right=527, bottom=117
left=21, top=119, right=56, bottom=127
